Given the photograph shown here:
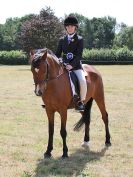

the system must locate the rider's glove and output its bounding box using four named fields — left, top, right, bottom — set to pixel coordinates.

left=58, top=57, right=63, bottom=63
